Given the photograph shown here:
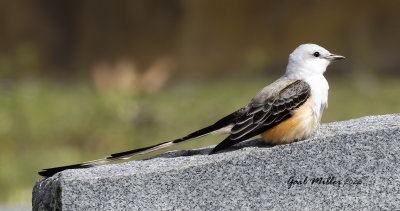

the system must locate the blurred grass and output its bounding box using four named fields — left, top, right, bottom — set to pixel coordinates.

left=0, top=76, right=399, bottom=204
